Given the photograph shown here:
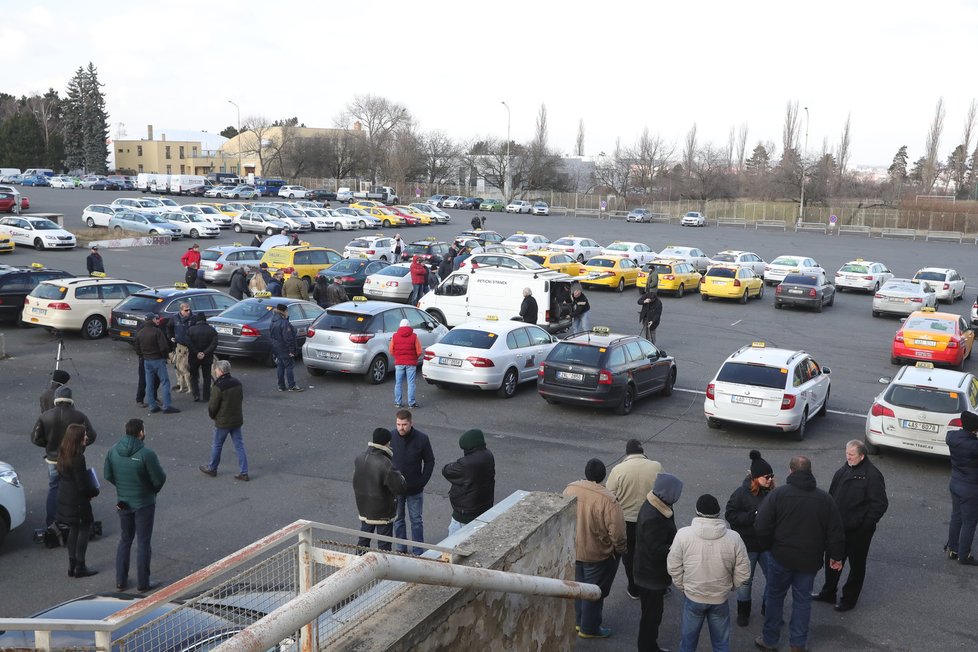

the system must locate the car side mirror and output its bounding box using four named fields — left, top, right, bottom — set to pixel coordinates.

left=822, top=366, right=831, bottom=374
left=657, top=348, right=667, bottom=357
